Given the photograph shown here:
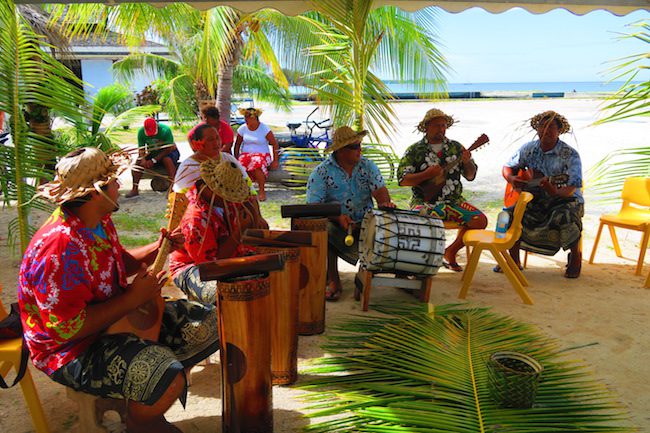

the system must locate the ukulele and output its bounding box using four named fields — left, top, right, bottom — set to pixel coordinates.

left=107, top=191, right=189, bottom=341
left=416, top=134, right=490, bottom=202
left=503, top=168, right=570, bottom=207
